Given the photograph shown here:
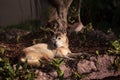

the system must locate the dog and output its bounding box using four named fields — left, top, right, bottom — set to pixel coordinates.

left=20, top=32, right=71, bottom=66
